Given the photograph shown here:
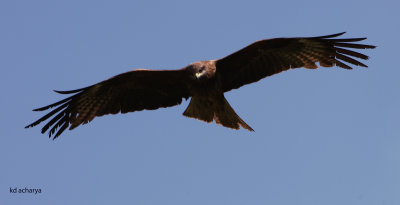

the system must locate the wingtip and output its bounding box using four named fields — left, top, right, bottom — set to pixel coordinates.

left=335, top=31, right=346, bottom=36
left=312, top=32, right=346, bottom=39
left=54, top=90, right=68, bottom=94
left=25, top=120, right=40, bottom=128
left=53, top=86, right=89, bottom=94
